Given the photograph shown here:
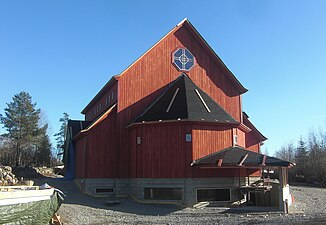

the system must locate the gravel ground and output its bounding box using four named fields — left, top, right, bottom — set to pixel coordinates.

left=34, top=178, right=326, bottom=225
